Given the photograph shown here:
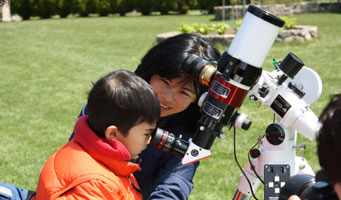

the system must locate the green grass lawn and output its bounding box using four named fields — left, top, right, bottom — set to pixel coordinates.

left=0, top=12, right=340, bottom=199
